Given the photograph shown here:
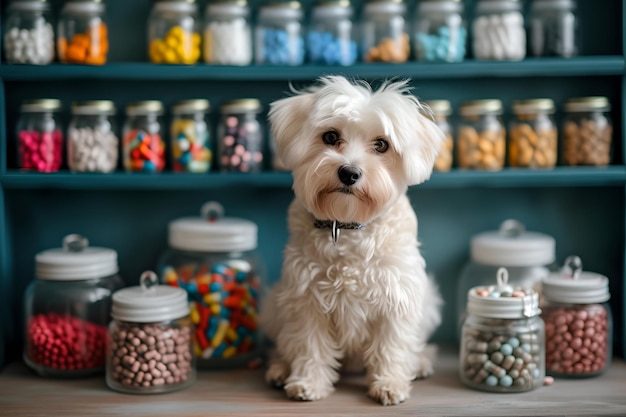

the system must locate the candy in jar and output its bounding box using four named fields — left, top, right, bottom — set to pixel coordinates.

left=413, top=0, right=466, bottom=63
left=362, top=0, right=410, bottom=63
left=255, top=1, right=305, bottom=65
left=307, top=0, right=357, bottom=66
left=472, top=0, right=525, bottom=61
left=148, top=0, right=201, bottom=64
left=203, top=0, right=252, bottom=65
left=457, top=99, right=505, bottom=170
left=171, top=99, right=212, bottom=173
left=426, top=100, right=454, bottom=172
left=529, top=0, right=578, bottom=58
left=3, top=0, right=55, bottom=65
left=57, top=0, right=109, bottom=65
left=17, top=99, right=64, bottom=173
left=122, top=101, right=166, bottom=173
left=508, top=99, right=557, bottom=169
left=217, top=99, right=264, bottom=173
